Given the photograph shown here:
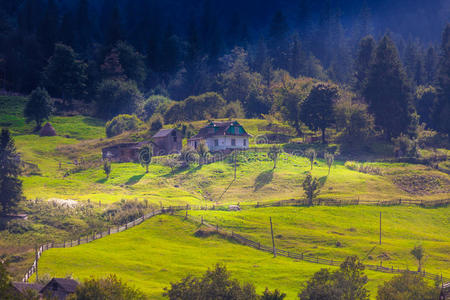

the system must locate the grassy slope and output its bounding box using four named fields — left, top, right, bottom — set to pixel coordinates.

left=188, top=206, right=450, bottom=278
left=36, top=214, right=394, bottom=299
